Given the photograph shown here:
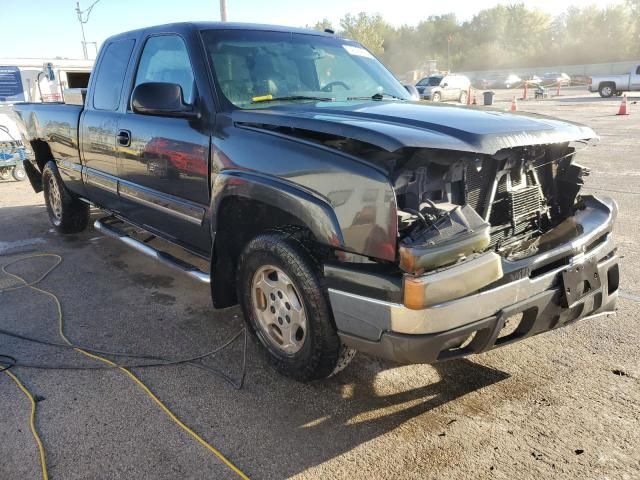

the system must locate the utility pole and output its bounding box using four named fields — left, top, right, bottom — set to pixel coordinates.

left=219, top=0, right=227, bottom=21
left=75, top=0, right=101, bottom=60
left=447, top=34, right=452, bottom=72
